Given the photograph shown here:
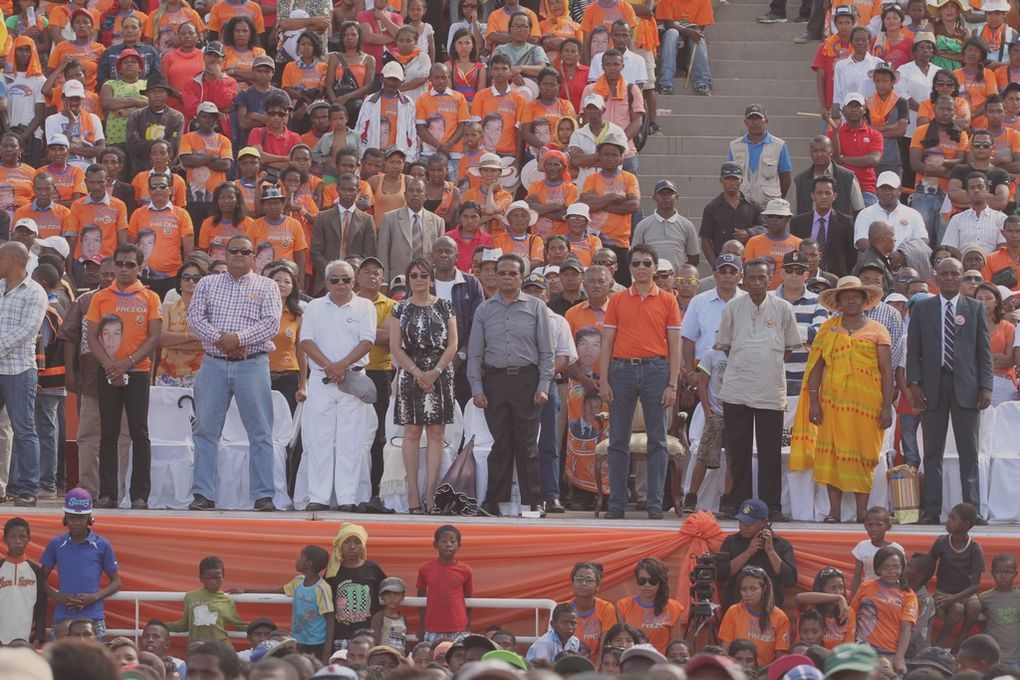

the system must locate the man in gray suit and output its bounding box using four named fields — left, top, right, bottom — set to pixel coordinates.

left=310, top=173, right=377, bottom=294
left=377, top=178, right=444, bottom=282
left=906, top=258, right=993, bottom=525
